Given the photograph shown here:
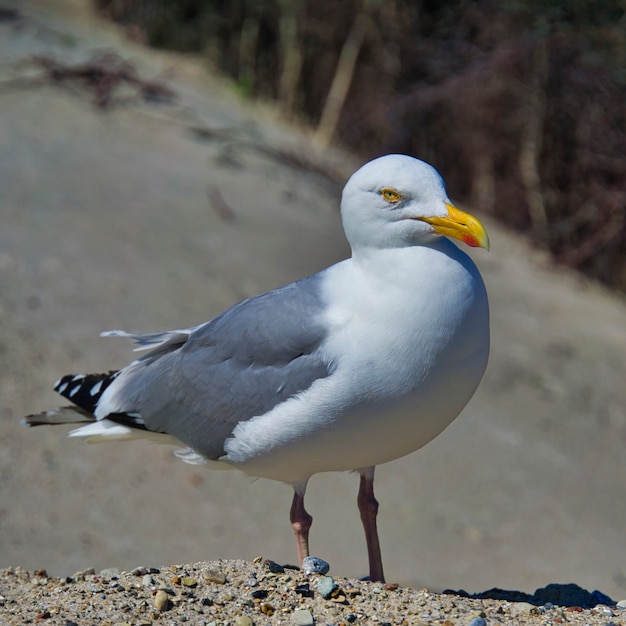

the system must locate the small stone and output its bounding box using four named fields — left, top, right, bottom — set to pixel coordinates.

left=72, top=568, right=96, bottom=580
left=100, top=567, right=120, bottom=579
left=142, top=574, right=154, bottom=587
left=292, top=608, right=315, bottom=626
left=260, top=602, right=275, bottom=615
left=468, top=618, right=486, bottom=626
left=617, top=599, right=626, bottom=609
left=251, top=589, right=269, bottom=600
left=131, top=566, right=149, bottom=576
left=295, top=583, right=314, bottom=598
left=344, top=586, right=361, bottom=597
left=154, top=589, right=170, bottom=612
left=181, top=576, right=197, bottom=587
left=204, top=569, right=226, bottom=584
left=317, top=576, right=336, bottom=599
left=235, top=616, right=253, bottom=626
left=301, top=556, right=329, bottom=575
left=266, top=560, right=285, bottom=574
